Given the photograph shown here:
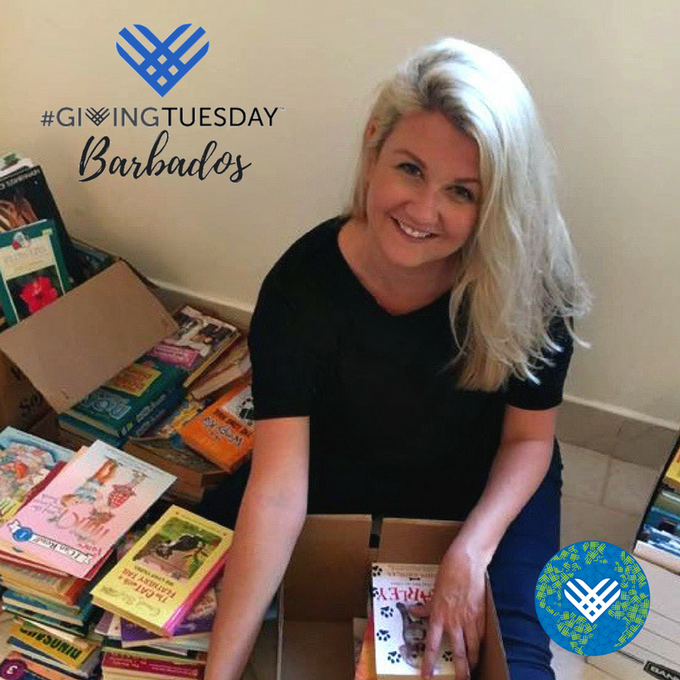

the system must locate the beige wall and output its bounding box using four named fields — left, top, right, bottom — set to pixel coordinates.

left=1, top=1, right=679, bottom=423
